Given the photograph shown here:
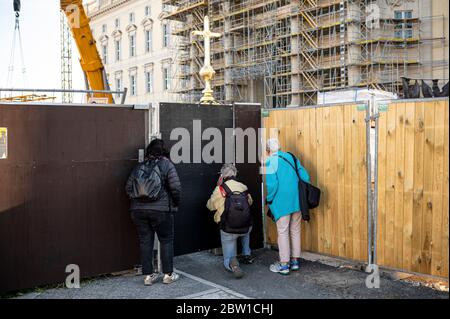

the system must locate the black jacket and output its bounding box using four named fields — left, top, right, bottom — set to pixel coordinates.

left=126, top=157, right=181, bottom=212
